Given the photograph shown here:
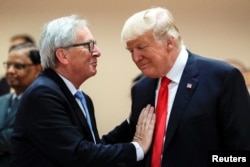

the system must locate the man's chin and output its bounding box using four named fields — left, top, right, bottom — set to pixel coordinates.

left=8, top=83, right=17, bottom=88
left=90, top=70, right=97, bottom=77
